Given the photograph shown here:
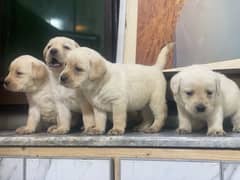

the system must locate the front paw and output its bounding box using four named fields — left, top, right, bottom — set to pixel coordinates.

left=142, top=126, right=161, bottom=133
left=107, top=128, right=124, bottom=135
left=16, top=126, right=35, bottom=134
left=47, top=126, right=69, bottom=134
left=207, top=129, right=226, bottom=136
left=81, top=126, right=96, bottom=134
left=87, top=127, right=105, bottom=135
left=176, top=128, right=192, bottom=134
